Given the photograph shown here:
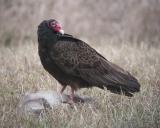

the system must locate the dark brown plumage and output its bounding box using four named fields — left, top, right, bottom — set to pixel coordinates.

left=37, top=19, right=140, bottom=100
